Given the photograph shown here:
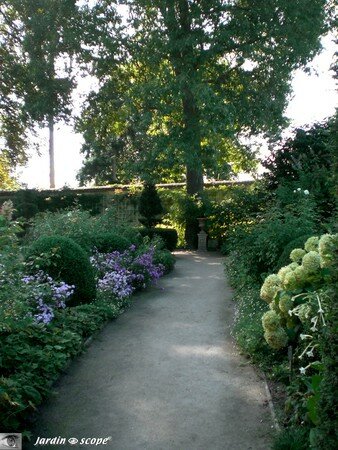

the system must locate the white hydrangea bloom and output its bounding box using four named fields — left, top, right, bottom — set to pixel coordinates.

left=304, top=236, right=319, bottom=252
left=290, top=248, right=306, bottom=263
left=302, top=251, right=321, bottom=274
